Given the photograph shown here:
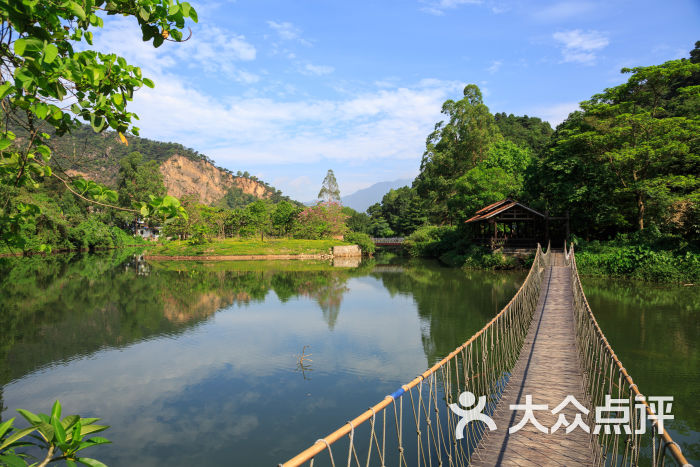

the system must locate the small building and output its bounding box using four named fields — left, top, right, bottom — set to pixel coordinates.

left=466, top=199, right=551, bottom=249
left=132, top=219, right=160, bottom=241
